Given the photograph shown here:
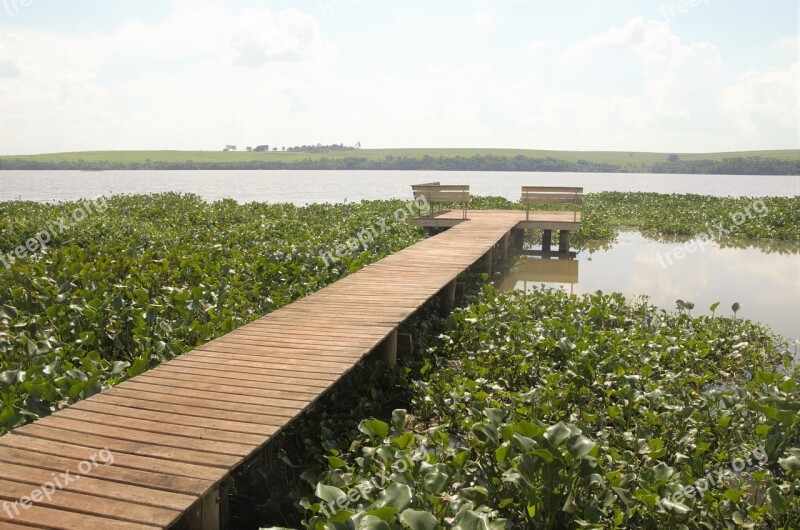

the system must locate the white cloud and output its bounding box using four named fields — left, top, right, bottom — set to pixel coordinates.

left=472, top=11, right=495, bottom=28
left=0, top=1, right=337, bottom=153
left=523, top=41, right=554, bottom=55
left=0, top=5, right=796, bottom=153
